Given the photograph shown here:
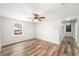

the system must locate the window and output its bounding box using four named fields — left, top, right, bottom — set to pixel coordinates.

left=14, top=23, right=22, bottom=35
left=66, top=24, right=71, bottom=32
